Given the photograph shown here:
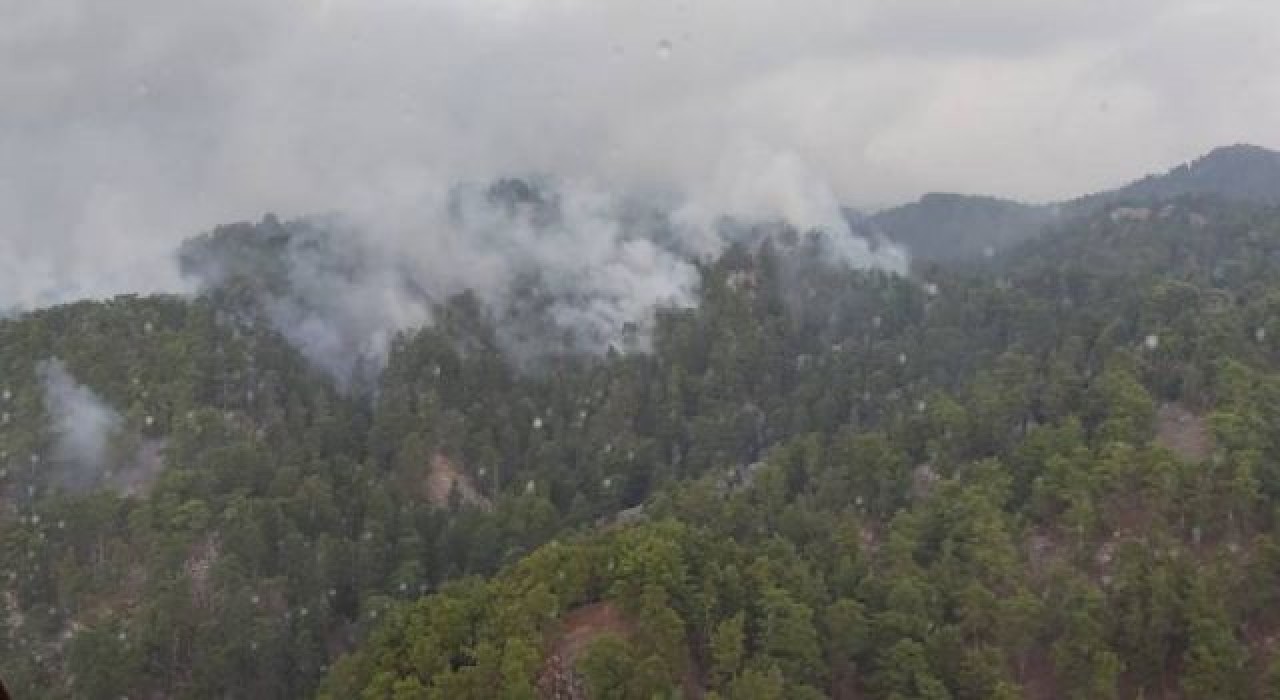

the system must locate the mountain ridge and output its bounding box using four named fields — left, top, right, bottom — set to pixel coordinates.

left=868, top=142, right=1280, bottom=262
